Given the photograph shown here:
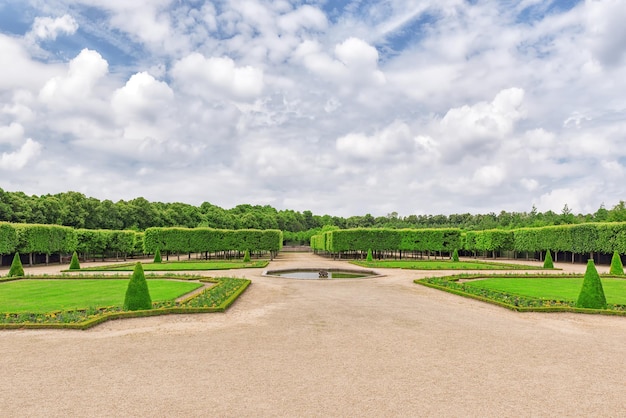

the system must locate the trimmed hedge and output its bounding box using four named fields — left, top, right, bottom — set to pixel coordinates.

left=8, top=253, right=24, bottom=277
left=311, top=228, right=462, bottom=253
left=143, top=227, right=282, bottom=254
left=610, top=251, right=624, bottom=275
left=576, top=260, right=607, bottom=309
left=0, top=223, right=17, bottom=255
left=0, top=276, right=251, bottom=330
left=123, top=263, right=152, bottom=311
left=415, top=273, right=625, bottom=316
left=69, top=251, right=80, bottom=270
